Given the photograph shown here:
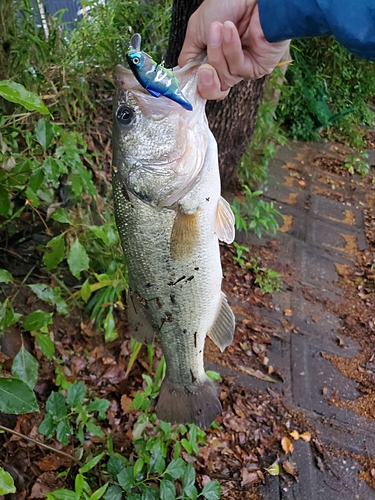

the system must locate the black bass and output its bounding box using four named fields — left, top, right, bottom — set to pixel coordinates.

left=112, top=56, right=235, bottom=429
